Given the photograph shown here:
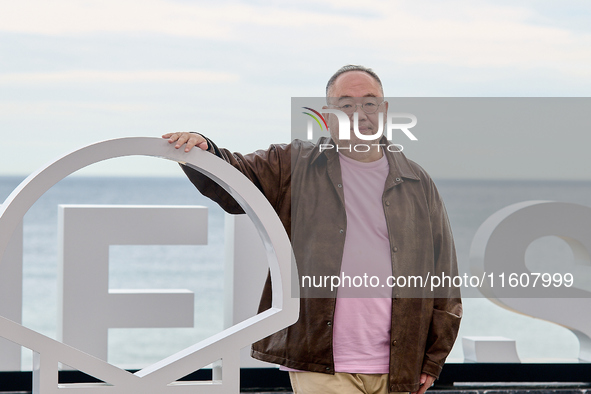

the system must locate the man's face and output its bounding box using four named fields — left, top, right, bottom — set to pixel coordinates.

left=324, top=71, right=388, bottom=146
